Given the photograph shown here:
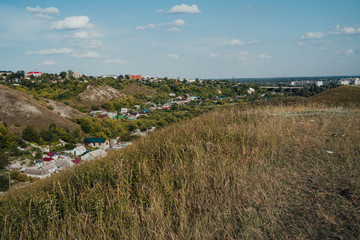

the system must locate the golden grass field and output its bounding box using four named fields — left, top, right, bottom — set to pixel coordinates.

left=1, top=93, right=360, bottom=239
